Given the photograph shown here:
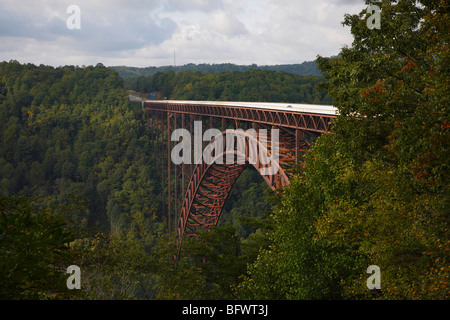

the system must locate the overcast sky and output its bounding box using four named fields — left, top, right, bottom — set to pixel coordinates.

left=0, top=0, right=365, bottom=67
